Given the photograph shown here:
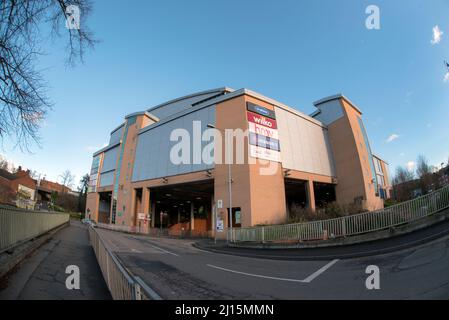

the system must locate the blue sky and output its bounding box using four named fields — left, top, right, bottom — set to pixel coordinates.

left=2, top=0, right=449, bottom=187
